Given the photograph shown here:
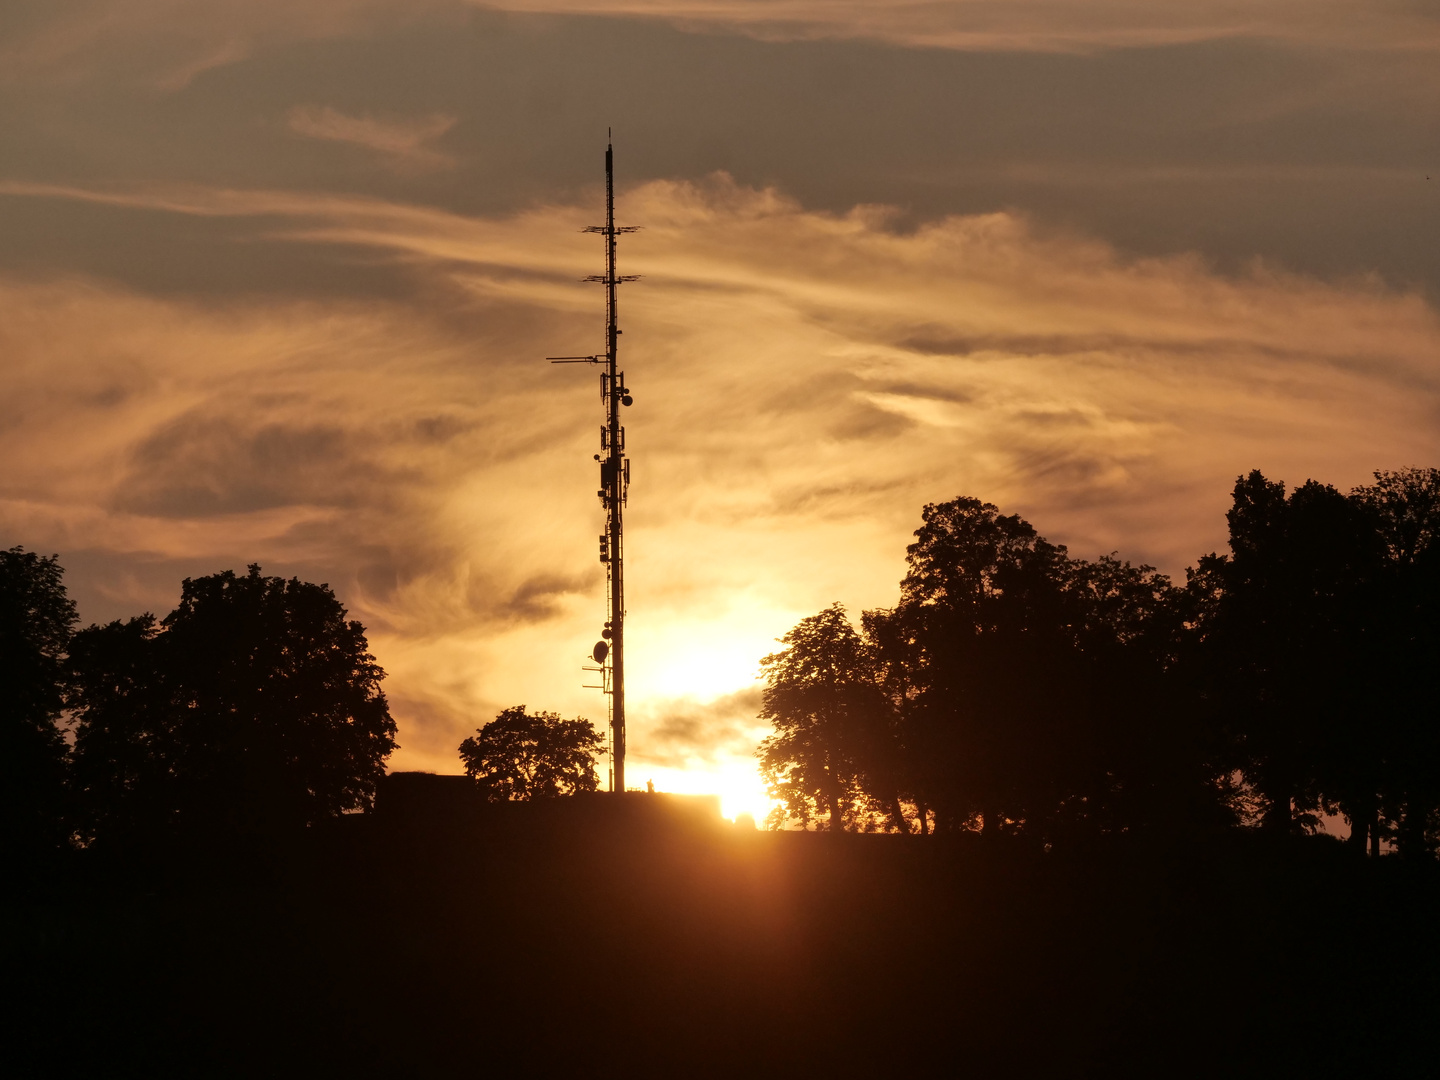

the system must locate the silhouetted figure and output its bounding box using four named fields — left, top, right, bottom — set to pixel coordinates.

left=458, top=706, right=604, bottom=800
left=67, top=565, right=396, bottom=847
